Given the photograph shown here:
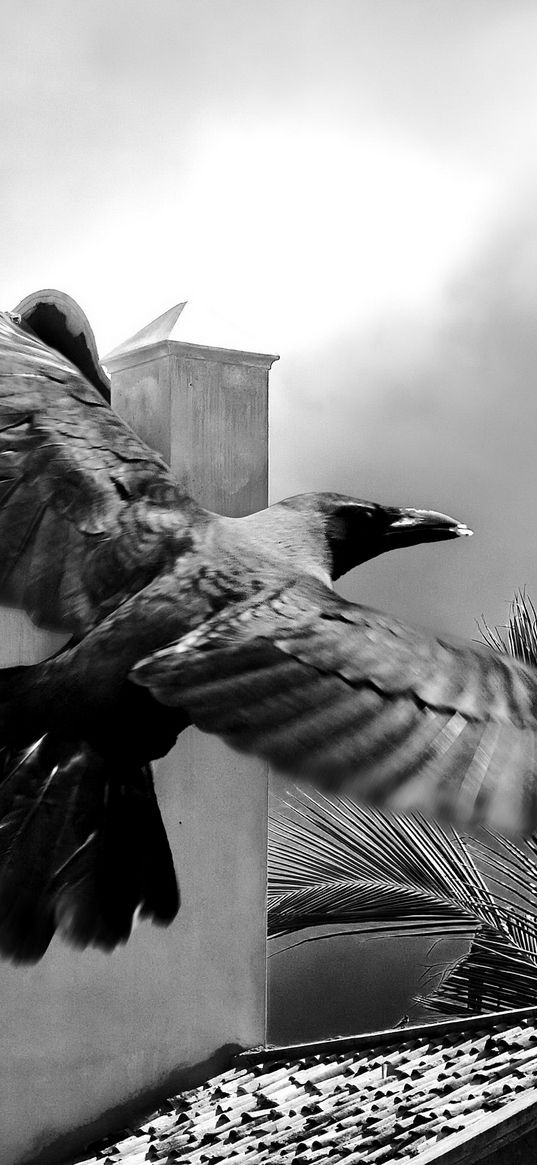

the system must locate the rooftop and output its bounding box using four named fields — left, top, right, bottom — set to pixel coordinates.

left=72, top=1006, right=537, bottom=1165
